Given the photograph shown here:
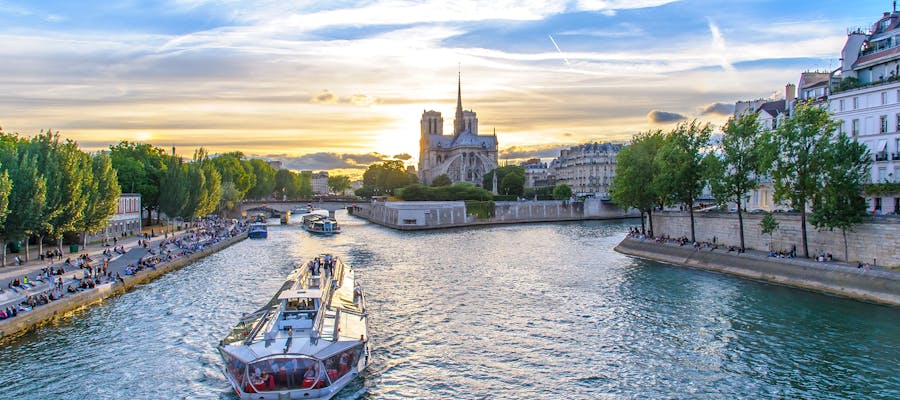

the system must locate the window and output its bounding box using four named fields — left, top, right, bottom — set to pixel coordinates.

left=881, top=115, right=888, bottom=133
left=852, top=119, right=860, bottom=136
left=882, top=91, right=888, bottom=105
left=853, top=97, right=859, bottom=109
left=839, top=99, right=845, bottom=112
